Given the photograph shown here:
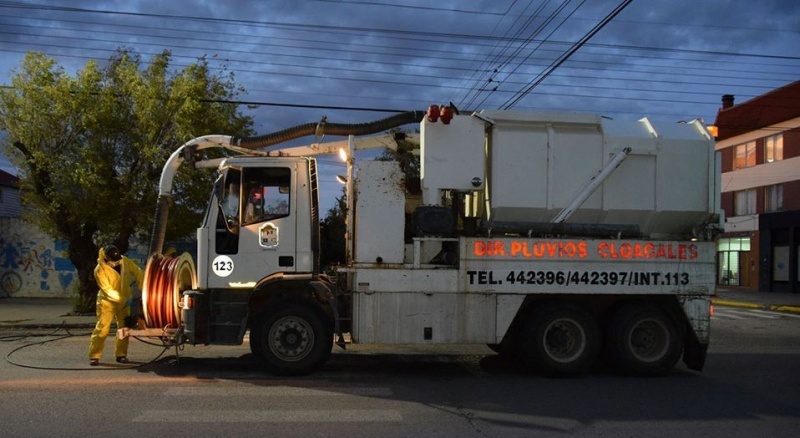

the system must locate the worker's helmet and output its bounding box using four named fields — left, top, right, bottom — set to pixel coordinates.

left=104, top=245, right=122, bottom=262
